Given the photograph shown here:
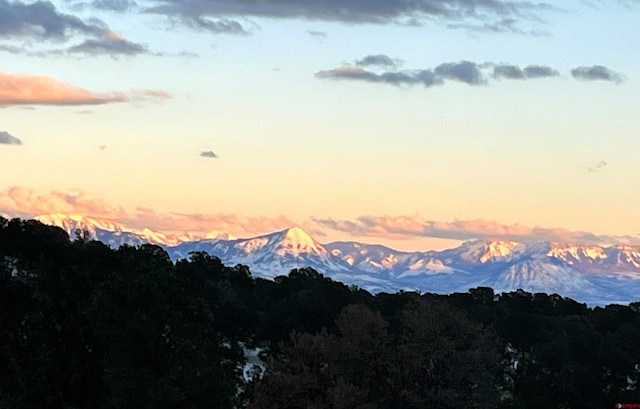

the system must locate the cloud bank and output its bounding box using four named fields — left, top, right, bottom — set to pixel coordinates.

left=0, top=186, right=294, bottom=238
left=0, top=71, right=169, bottom=107
left=144, top=0, right=553, bottom=34
left=1, top=186, right=638, bottom=246
left=317, top=57, right=623, bottom=89
left=314, top=215, right=640, bottom=246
